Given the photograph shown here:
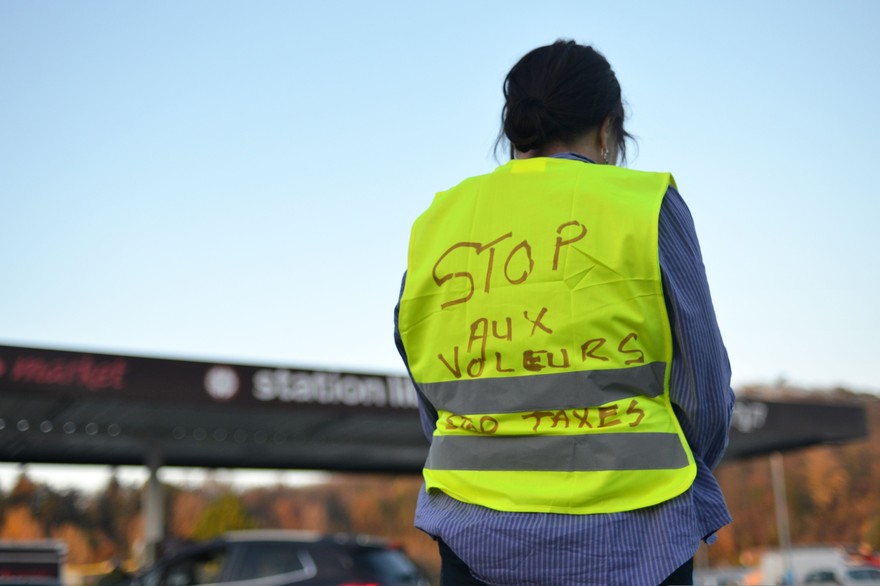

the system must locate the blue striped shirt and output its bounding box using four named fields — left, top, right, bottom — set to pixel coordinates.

left=394, top=153, right=734, bottom=586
